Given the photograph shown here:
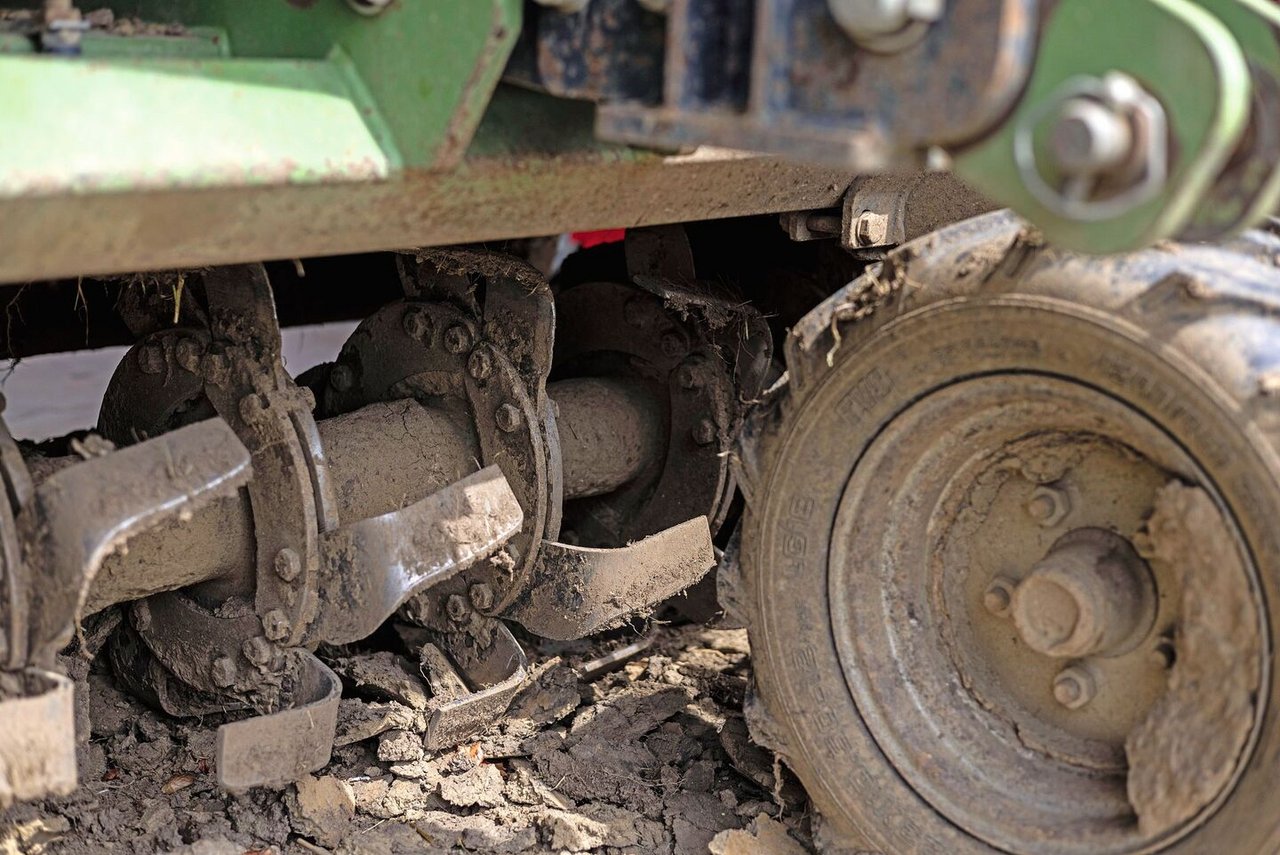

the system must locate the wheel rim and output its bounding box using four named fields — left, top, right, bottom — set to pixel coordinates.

left=828, top=373, right=1266, bottom=854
